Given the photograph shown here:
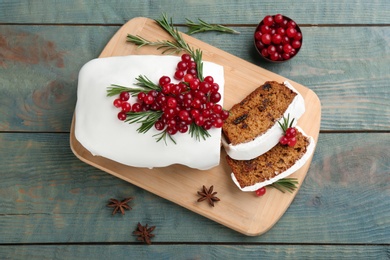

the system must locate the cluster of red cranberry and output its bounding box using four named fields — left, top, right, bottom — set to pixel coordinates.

left=279, top=127, right=297, bottom=147
left=254, top=14, right=302, bottom=62
left=112, top=54, right=228, bottom=136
